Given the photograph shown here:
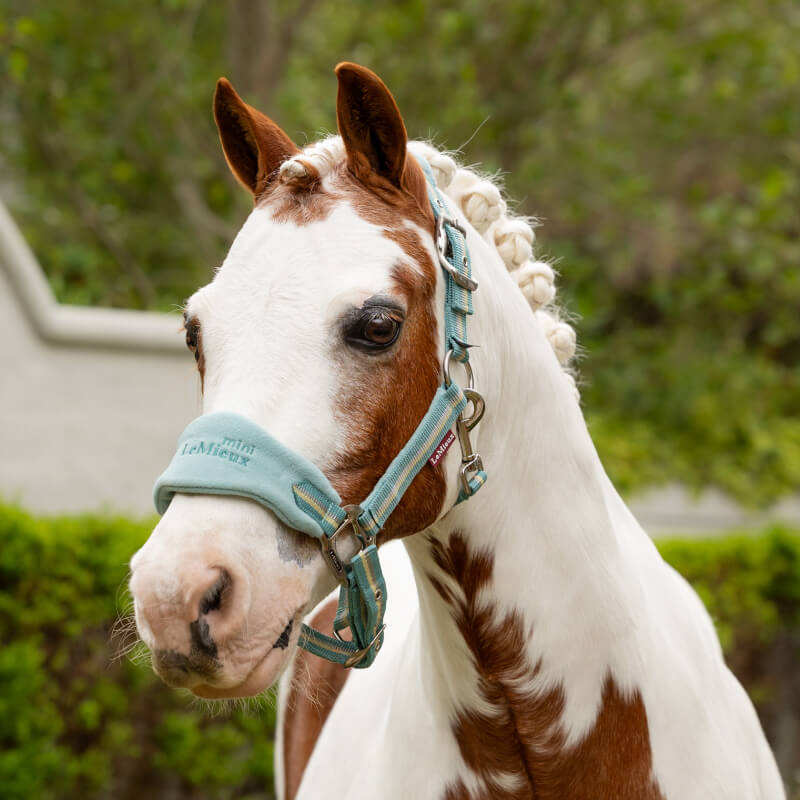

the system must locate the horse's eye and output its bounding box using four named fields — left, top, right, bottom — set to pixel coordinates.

left=364, top=314, right=400, bottom=345
left=345, top=309, right=403, bottom=352
left=184, top=317, right=200, bottom=358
